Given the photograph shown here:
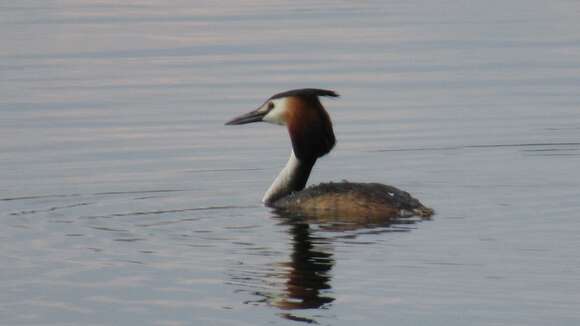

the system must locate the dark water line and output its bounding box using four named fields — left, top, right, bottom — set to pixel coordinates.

left=183, top=167, right=264, bottom=173
left=82, top=205, right=260, bottom=219
left=0, top=189, right=186, bottom=202
left=372, top=142, right=580, bottom=153
left=9, top=202, right=92, bottom=216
